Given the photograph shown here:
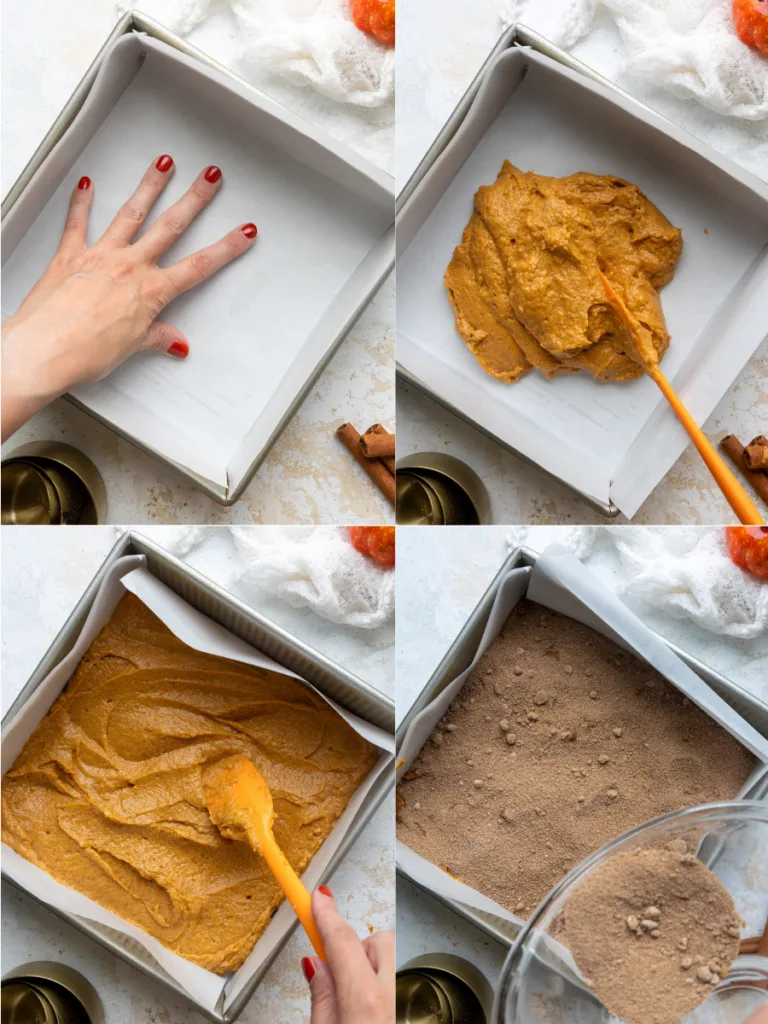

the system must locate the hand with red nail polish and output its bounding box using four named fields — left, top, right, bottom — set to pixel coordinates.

left=301, top=887, right=394, bottom=1024
left=1, top=156, right=258, bottom=440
